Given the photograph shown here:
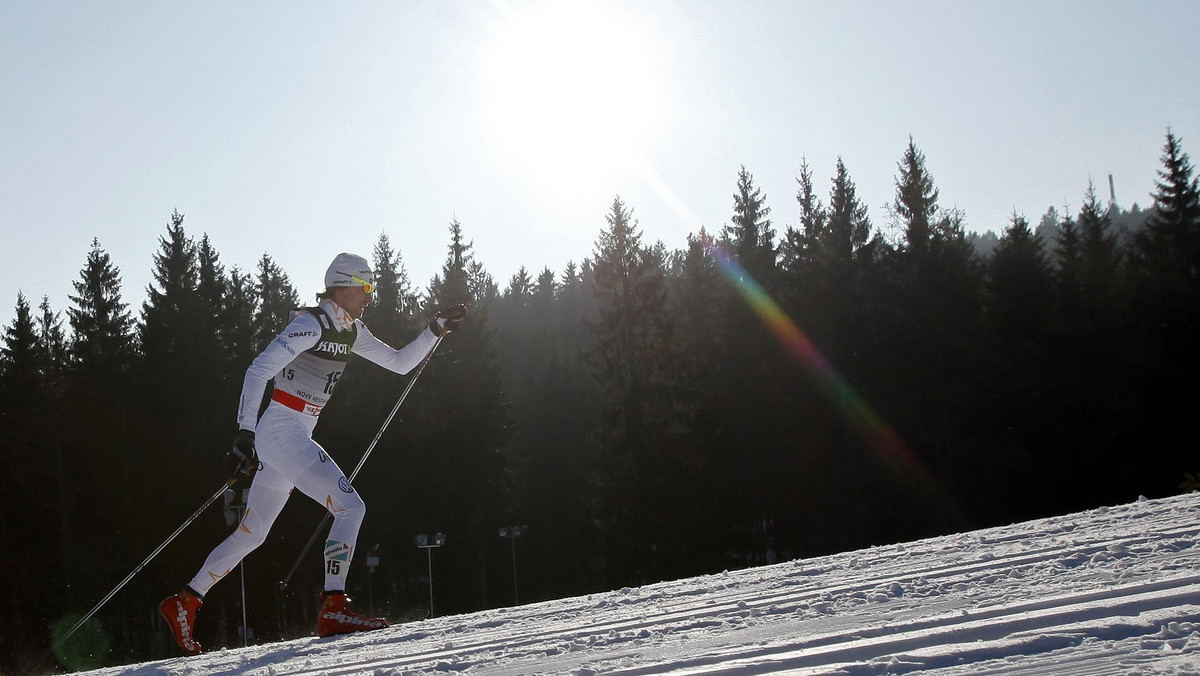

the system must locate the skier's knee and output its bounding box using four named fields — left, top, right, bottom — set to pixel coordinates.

left=329, top=490, right=366, bottom=523
left=225, top=526, right=268, bottom=555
